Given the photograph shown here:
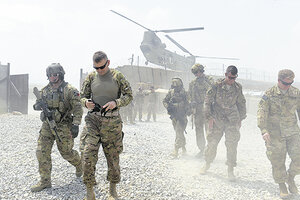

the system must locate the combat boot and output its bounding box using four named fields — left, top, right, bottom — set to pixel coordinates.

left=30, top=180, right=52, bottom=192
left=199, top=162, right=210, bottom=175
left=227, top=166, right=236, bottom=182
left=279, top=183, right=289, bottom=199
left=76, top=163, right=83, bottom=177
left=182, top=147, right=187, bottom=156
left=108, top=182, right=118, bottom=200
left=84, top=185, right=95, bottom=200
left=170, top=148, right=179, bottom=159
left=287, top=174, right=298, bottom=194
